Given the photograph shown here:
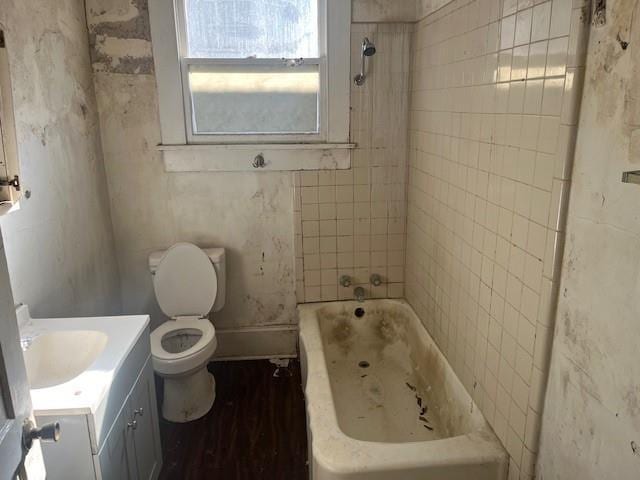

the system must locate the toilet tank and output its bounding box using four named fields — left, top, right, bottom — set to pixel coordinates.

left=148, top=247, right=226, bottom=312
